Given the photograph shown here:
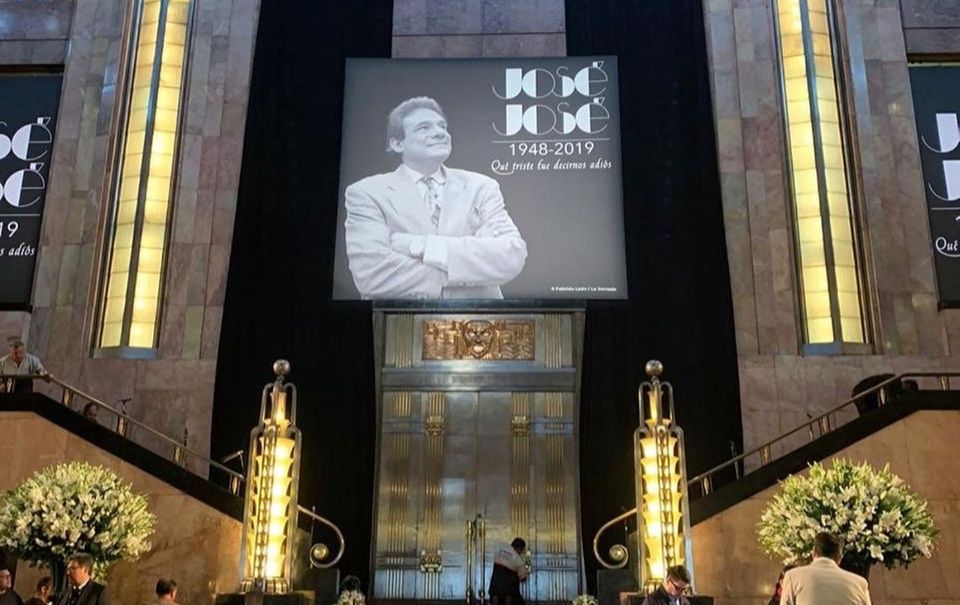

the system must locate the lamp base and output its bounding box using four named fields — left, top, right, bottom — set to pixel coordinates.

left=624, top=593, right=714, bottom=605
left=215, top=591, right=312, bottom=605
left=597, top=569, right=636, bottom=605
